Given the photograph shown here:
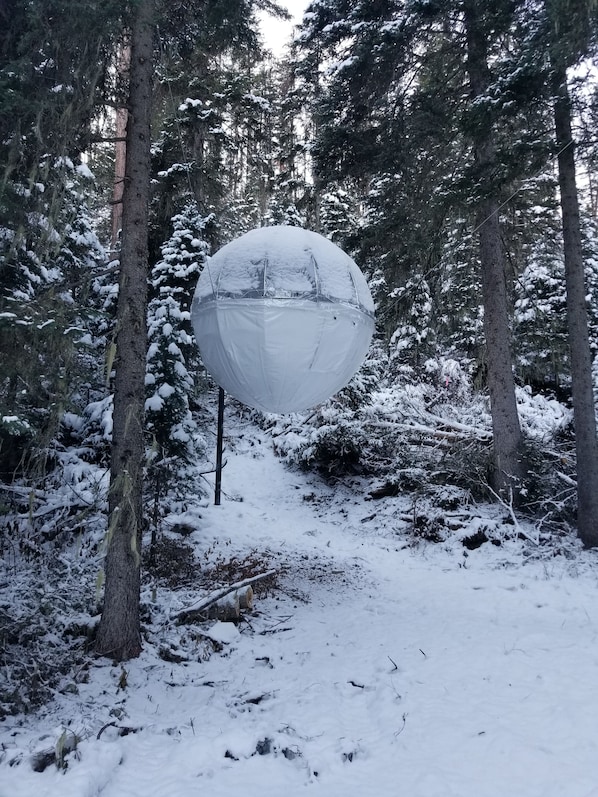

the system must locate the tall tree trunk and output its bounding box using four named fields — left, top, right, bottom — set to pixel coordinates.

left=111, top=41, right=131, bottom=254
left=463, top=1, right=523, bottom=496
left=96, top=0, right=155, bottom=660
left=551, top=59, right=598, bottom=547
